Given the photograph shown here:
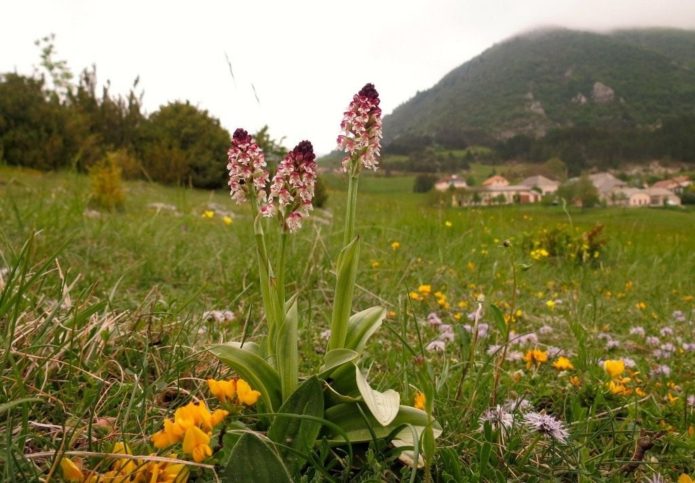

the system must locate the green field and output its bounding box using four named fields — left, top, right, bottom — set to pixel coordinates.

left=1, top=166, right=694, bottom=481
